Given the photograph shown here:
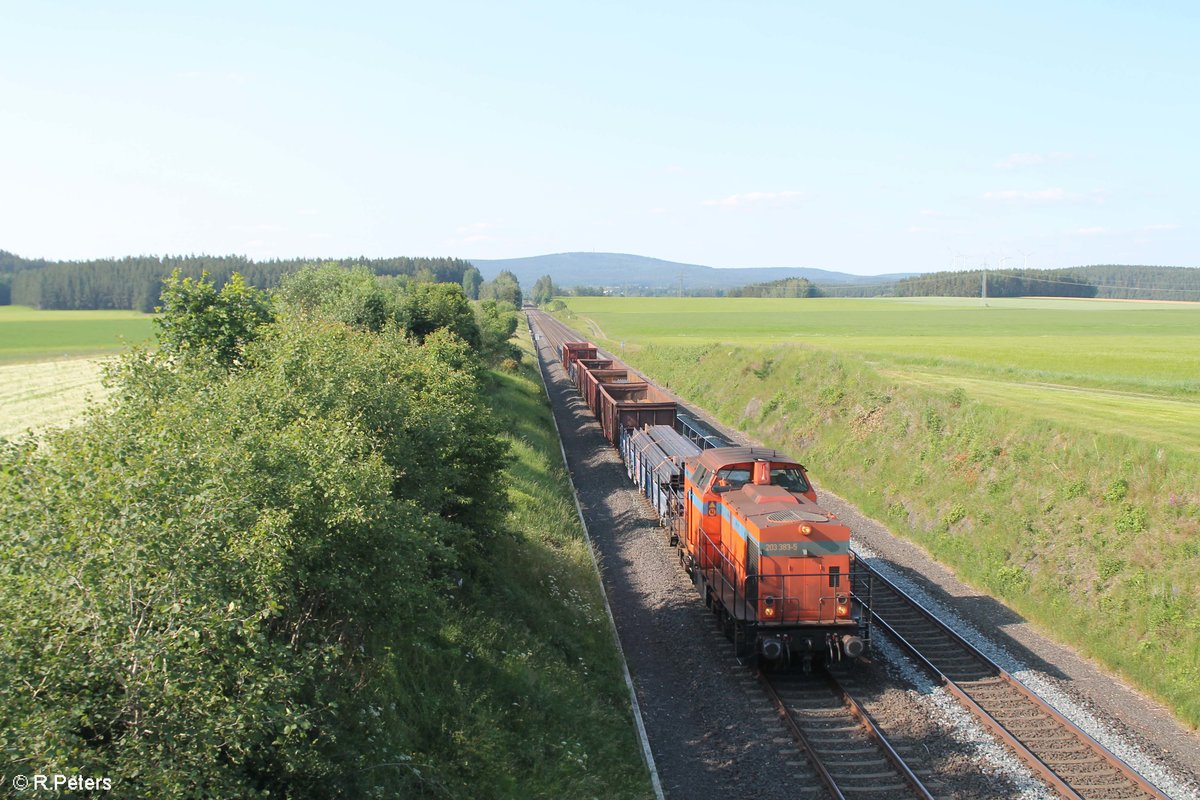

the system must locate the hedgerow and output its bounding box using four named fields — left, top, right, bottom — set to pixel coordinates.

left=0, top=270, right=510, bottom=797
